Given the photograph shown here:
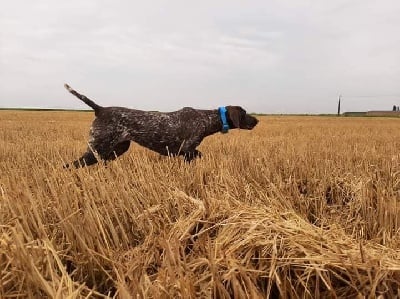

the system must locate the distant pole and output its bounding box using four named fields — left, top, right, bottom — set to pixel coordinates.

left=337, top=95, right=341, bottom=116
